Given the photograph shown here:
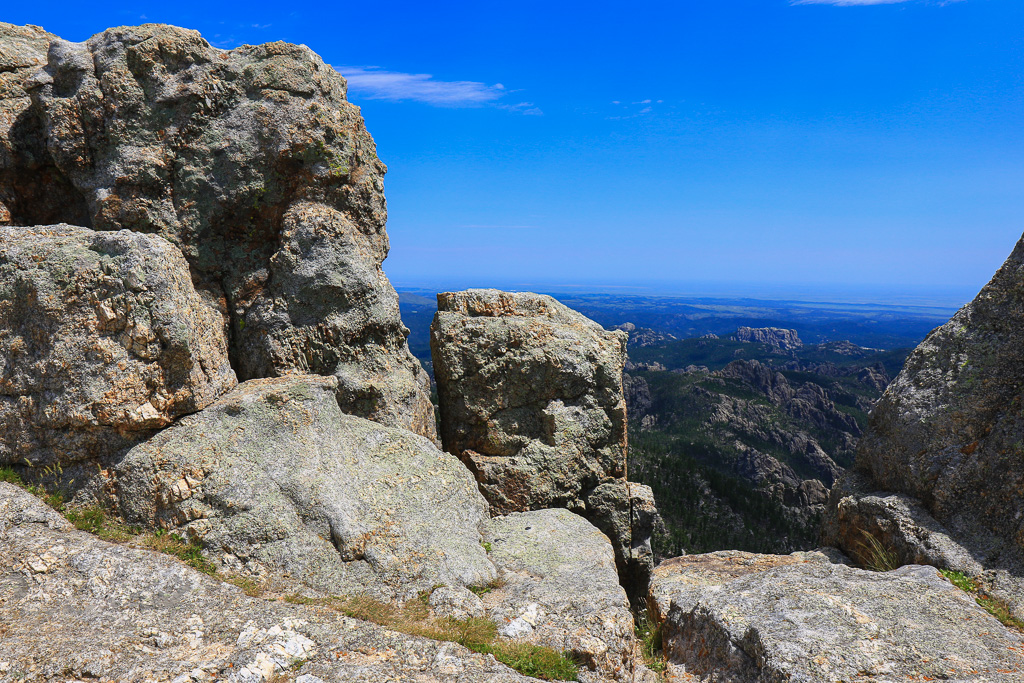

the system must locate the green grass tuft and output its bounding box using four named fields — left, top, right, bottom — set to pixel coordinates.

left=636, top=614, right=666, bottom=675
left=467, top=642, right=579, bottom=681
left=64, top=505, right=138, bottom=542
left=142, top=530, right=218, bottom=575
left=0, top=466, right=25, bottom=486
left=940, top=569, right=1024, bottom=632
